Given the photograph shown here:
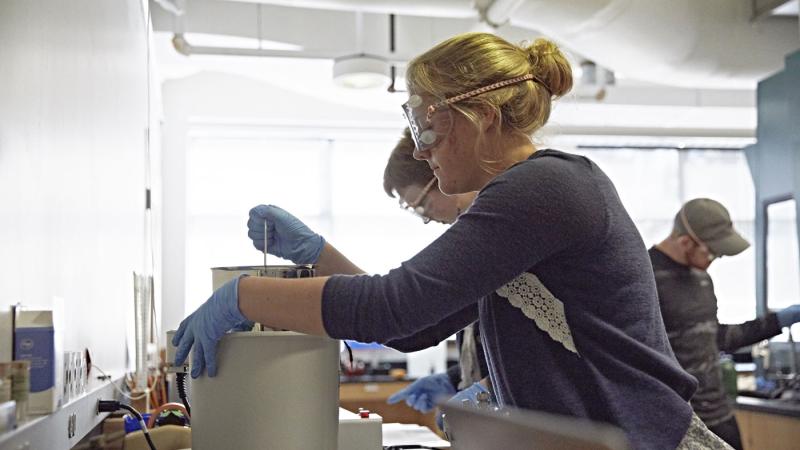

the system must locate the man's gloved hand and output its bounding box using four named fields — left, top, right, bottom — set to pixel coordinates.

left=248, top=205, right=325, bottom=264
left=436, top=382, right=492, bottom=430
left=777, top=304, right=800, bottom=328
left=446, top=382, right=489, bottom=407
left=387, top=373, right=457, bottom=413
left=172, top=275, right=248, bottom=378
